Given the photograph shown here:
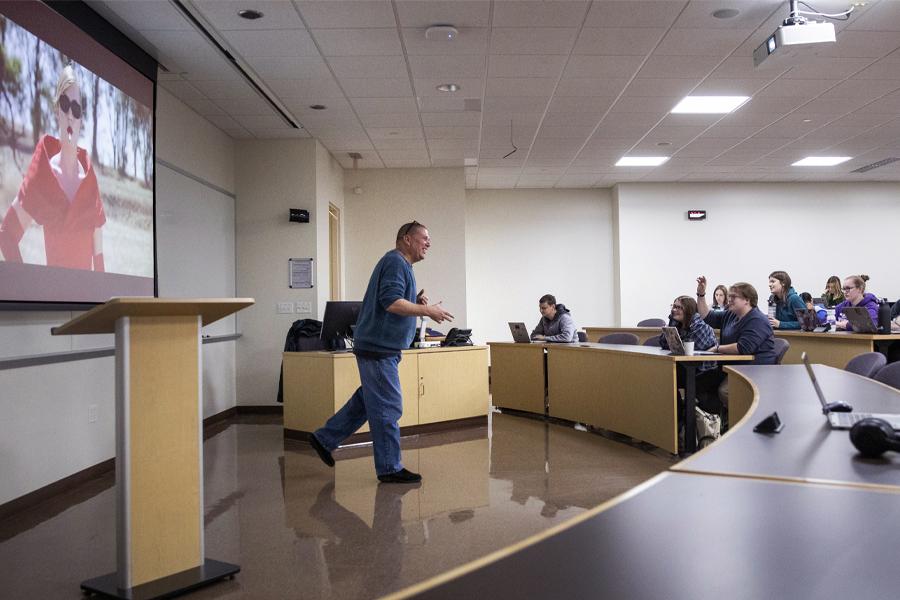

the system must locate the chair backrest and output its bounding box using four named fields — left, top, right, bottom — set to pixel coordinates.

left=599, top=332, right=640, bottom=345
left=773, top=337, right=790, bottom=364
left=844, top=352, right=887, bottom=379
left=637, top=318, right=666, bottom=327
left=642, top=336, right=662, bottom=347
left=577, top=331, right=587, bottom=342
left=874, top=361, right=900, bottom=391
